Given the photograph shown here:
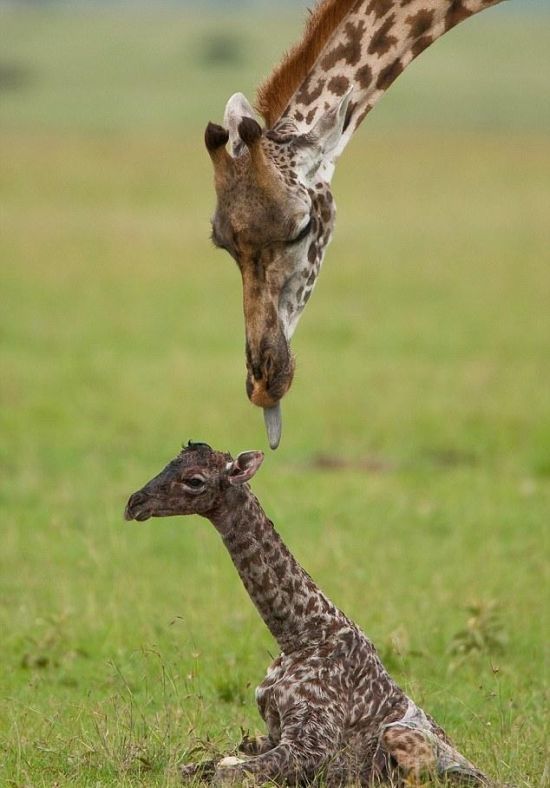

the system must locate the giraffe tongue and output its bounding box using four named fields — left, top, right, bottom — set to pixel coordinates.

left=263, top=404, right=282, bottom=450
